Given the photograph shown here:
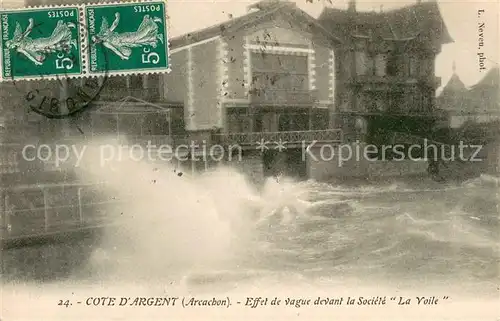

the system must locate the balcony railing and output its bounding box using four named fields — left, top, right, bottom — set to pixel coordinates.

left=214, top=129, right=343, bottom=146
left=249, top=89, right=318, bottom=106
left=98, top=87, right=161, bottom=102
